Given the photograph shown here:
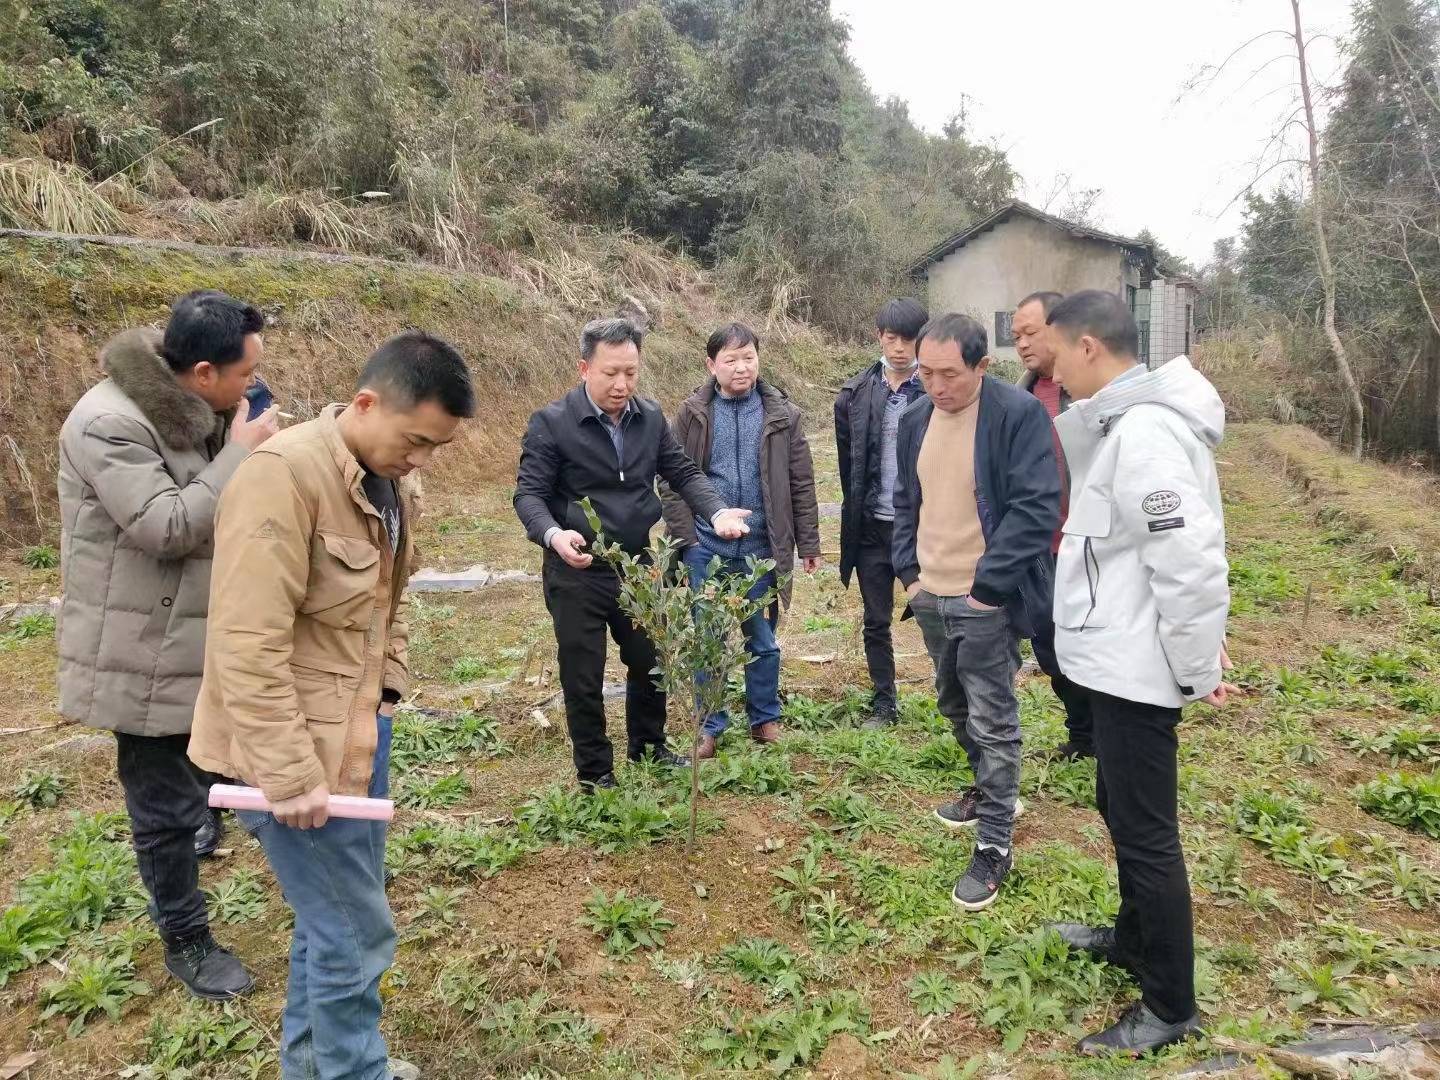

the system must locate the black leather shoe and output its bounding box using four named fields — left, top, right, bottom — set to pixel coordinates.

left=163, top=930, right=255, bottom=1000
left=1048, top=922, right=1120, bottom=965
left=194, top=809, right=223, bottom=858
left=1076, top=1001, right=1203, bottom=1056
left=579, top=772, right=617, bottom=794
